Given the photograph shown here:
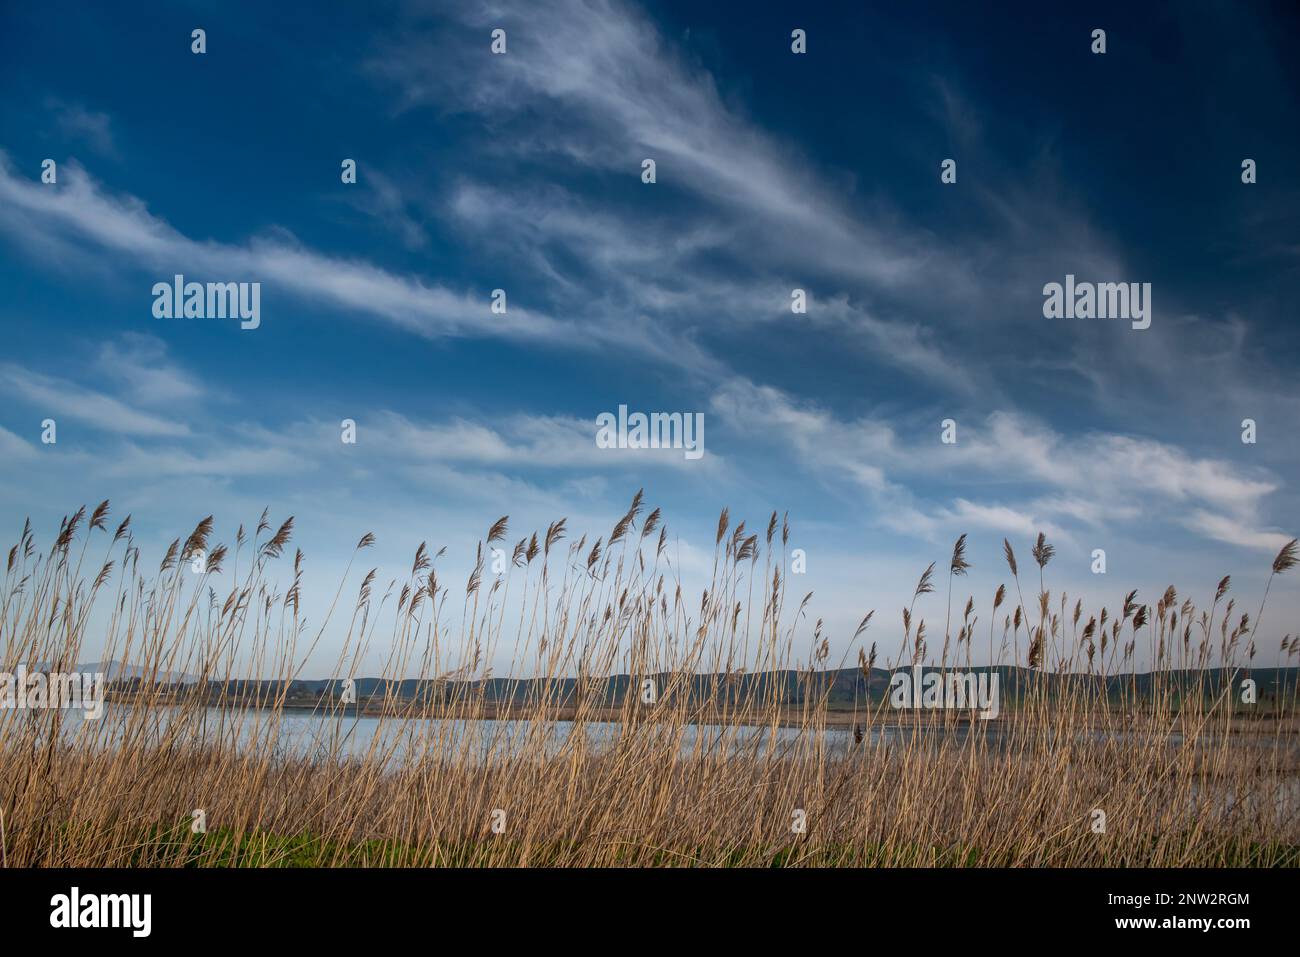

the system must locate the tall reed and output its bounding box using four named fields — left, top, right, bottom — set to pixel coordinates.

left=0, top=497, right=1295, bottom=867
